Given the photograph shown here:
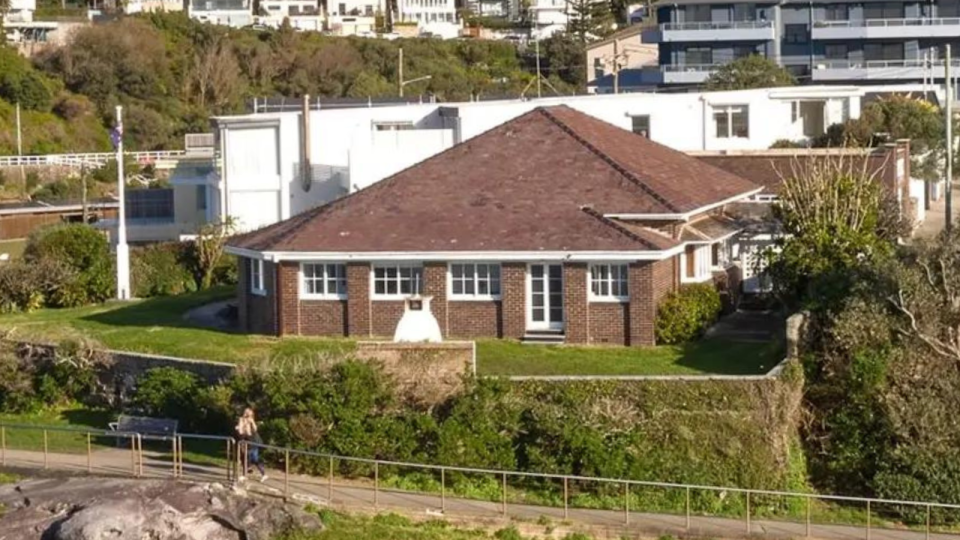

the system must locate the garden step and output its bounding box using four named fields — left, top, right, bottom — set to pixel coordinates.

left=521, top=331, right=565, bottom=345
